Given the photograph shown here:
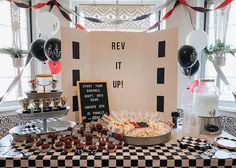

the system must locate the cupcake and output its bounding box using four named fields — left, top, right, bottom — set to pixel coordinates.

left=86, top=141, right=93, bottom=146
left=25, top=136, right=35, bottom=147
left=64, top=143, right=73, bottom=153
left=85, top=134, right=93, bottom=141
left=54, top=141, right=64, bottom=151
left=96, top=123, right=103, bottom=132
left=35, top=140, right=44, bottom=148
left=90, top=125, right=97, bottom=132
left=88, top=144, right=97, bottom=151
left=41, top=143, right=51, bottom=153
left=64, top=139, right=72, bottom=146
left=98, top=140, right=106, bottom=150
left=65, top=136, right=73, bottom=142
left=73, top=139, right=80, bottom=146
left=99, top=140, right=106, bottom=146
left=107, top=143, right=116, bottom=153
left=76, top=143, right=84, bottom=150
left=101, top=128, right=108, bottom=135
